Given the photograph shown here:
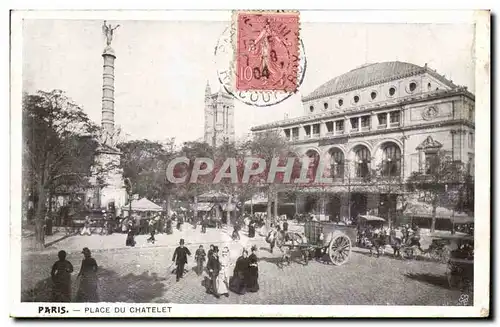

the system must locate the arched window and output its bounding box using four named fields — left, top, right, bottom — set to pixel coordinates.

left=329, top=149, right=345, bottom=179
left=305, top=150, right=320, bottom=181
left=354, top=146, right=371, bottom=178
left=382, top=144, right=401, bottom=176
